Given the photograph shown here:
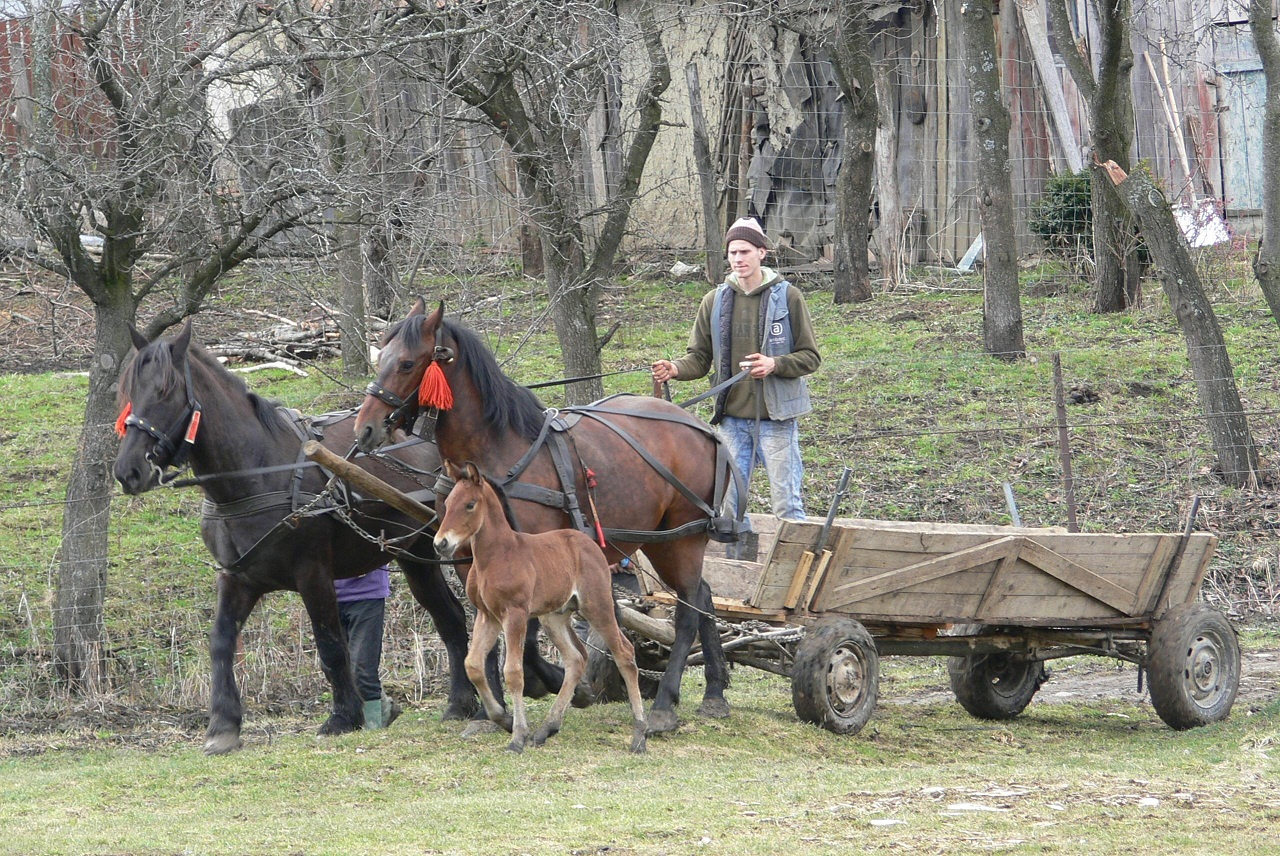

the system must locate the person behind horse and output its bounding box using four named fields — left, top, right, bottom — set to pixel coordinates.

left=651, top=216, right=822, bottom=557
left=434, top=462, right=647, bottom=754
left=334, top=566, right=401, bottom=730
